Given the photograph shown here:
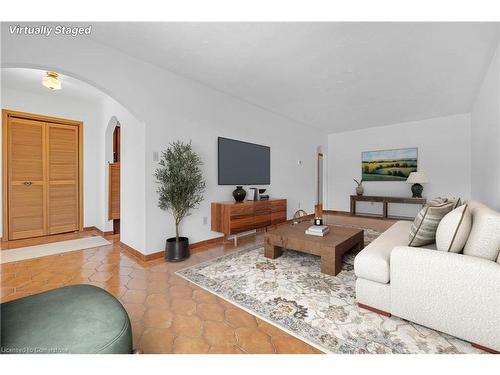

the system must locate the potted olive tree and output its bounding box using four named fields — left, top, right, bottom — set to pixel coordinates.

left=154, top=141, right=205, bottom=262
